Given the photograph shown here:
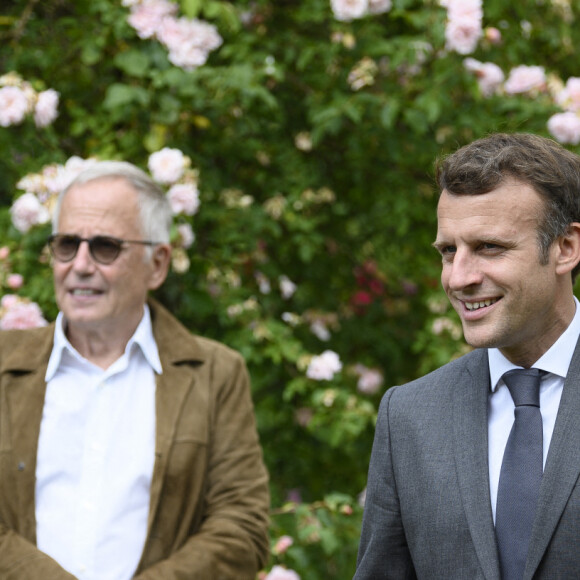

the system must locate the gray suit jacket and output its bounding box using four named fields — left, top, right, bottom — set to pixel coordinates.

left=354, top=341, right=580, bottom=579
